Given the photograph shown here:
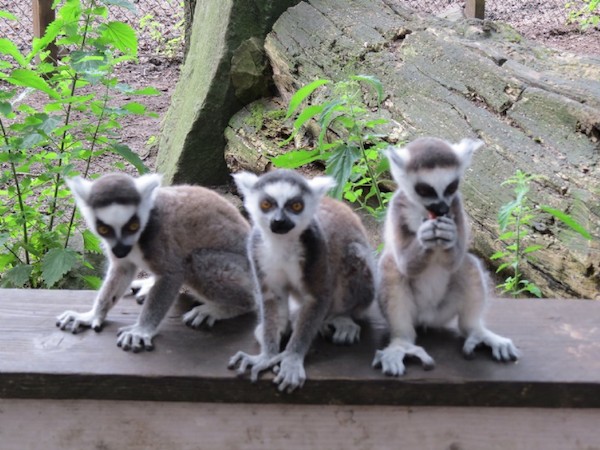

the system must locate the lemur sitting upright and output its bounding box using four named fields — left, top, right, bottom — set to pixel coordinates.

left=229, top=169, right=375, bottom=392
left=373, top=137, right=520, bottom=376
